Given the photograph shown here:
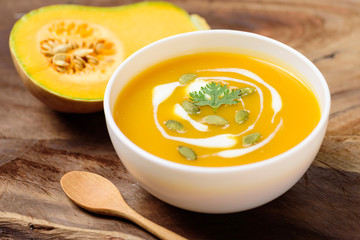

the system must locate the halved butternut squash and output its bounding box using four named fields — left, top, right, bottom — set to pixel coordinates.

left=9, top=2, right=209, bottom=113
